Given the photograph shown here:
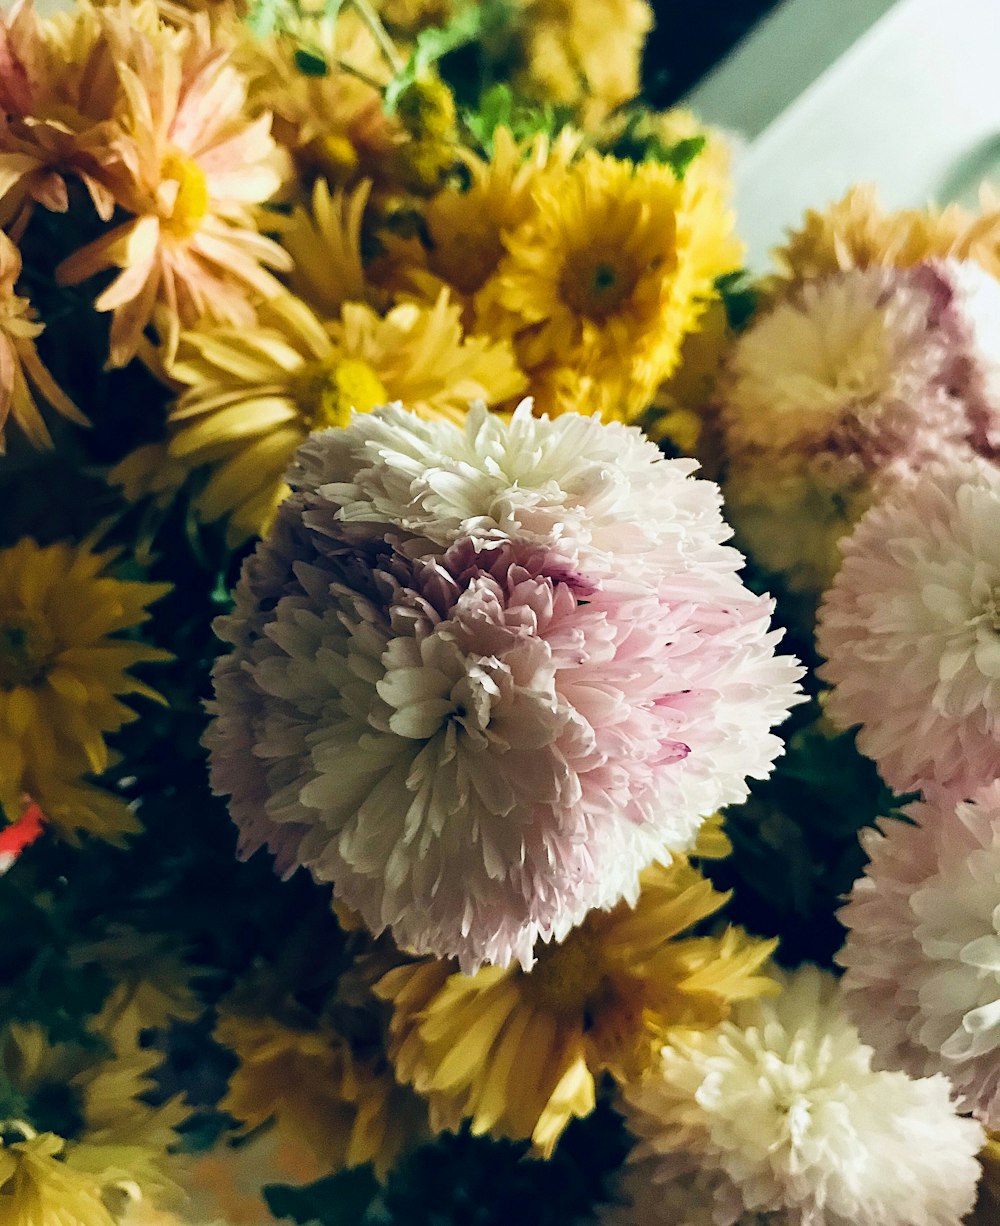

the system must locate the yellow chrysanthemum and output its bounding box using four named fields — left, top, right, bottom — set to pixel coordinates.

left=514, top=0, right=653, bottom=127
left=0, top=1129, right=118, bottom=1226
left=275, top=179, right=371, bottom=319
left=236, top=12, right=399, bottom=191
left=0, top=1017, right=184, bottom=1226
left=480, top=150, right=742, bottom=421
left=0, top=231, right=87, bottom=454
left=770, top=183, right=1000, bottom=295
left=167, top=290, right=526, bottom=541
left=215, top=1010, right=425, bottom=1181
left=0, top=538, right=170, bottom=840
left=384, top=126, right=580, bottom=317
left=375, top=858, right=775, bottom=1158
